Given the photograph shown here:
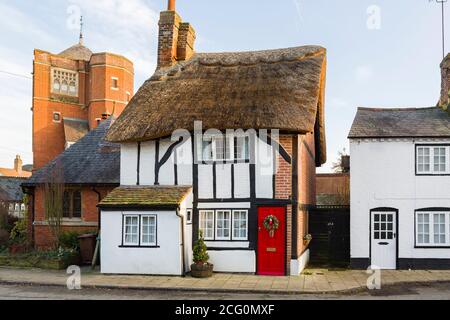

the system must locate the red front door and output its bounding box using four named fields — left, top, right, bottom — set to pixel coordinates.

left=257, top=207, right=286, bottom=276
